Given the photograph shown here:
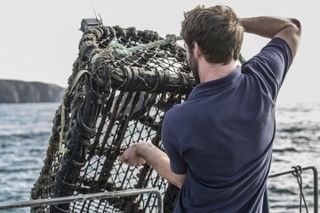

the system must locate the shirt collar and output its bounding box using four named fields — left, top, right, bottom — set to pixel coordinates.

left=188, top=66, right=242, bottom=100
